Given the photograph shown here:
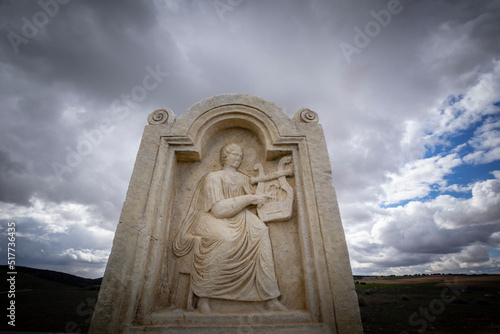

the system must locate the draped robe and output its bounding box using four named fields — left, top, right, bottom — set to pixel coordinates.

left=173, top=170, right=281, bottom=301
